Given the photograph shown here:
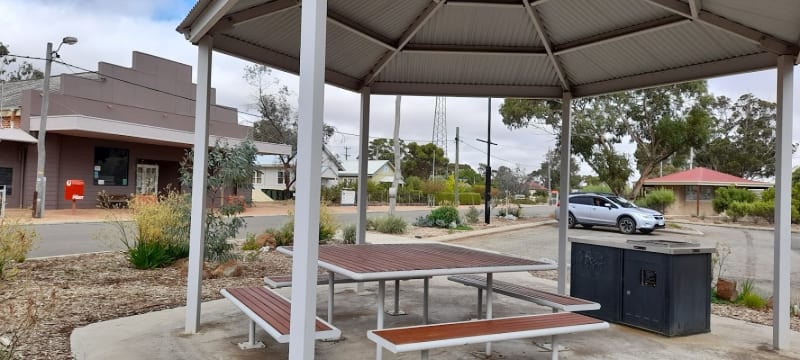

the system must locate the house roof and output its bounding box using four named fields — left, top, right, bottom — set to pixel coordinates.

left=0, top=73, right=99, bottom=110
left=339, top=160, right=393, bottom=177
left=177, top=0, right=800, bottom=99
left=643, top=167, right=772, bottom=188
left=528, top=181, right=548, bottom=191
